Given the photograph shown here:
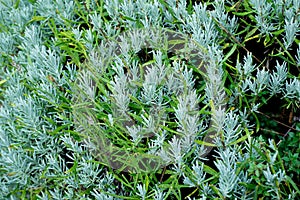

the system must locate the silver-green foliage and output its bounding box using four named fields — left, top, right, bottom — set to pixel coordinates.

left=0, top=0, right=299, bottom=199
